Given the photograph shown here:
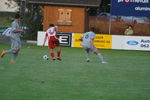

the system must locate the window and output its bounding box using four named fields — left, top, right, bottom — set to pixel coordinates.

left=57, top=8, right=72, bottom=25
